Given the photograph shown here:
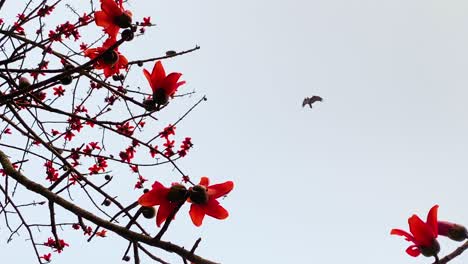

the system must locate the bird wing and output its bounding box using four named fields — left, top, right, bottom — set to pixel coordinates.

left=310, top=96, right=323, bottom=103
left=302, top=98, right=309, bottom=107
